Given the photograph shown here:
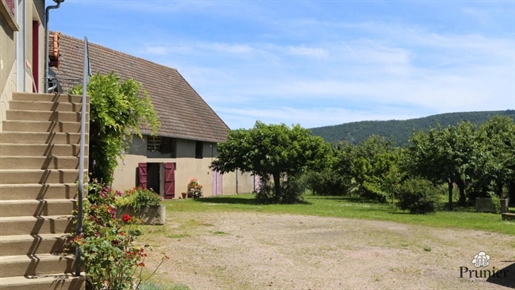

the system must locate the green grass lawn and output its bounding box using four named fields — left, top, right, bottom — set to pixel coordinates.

left=165, top=193, right=515, bottom=236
